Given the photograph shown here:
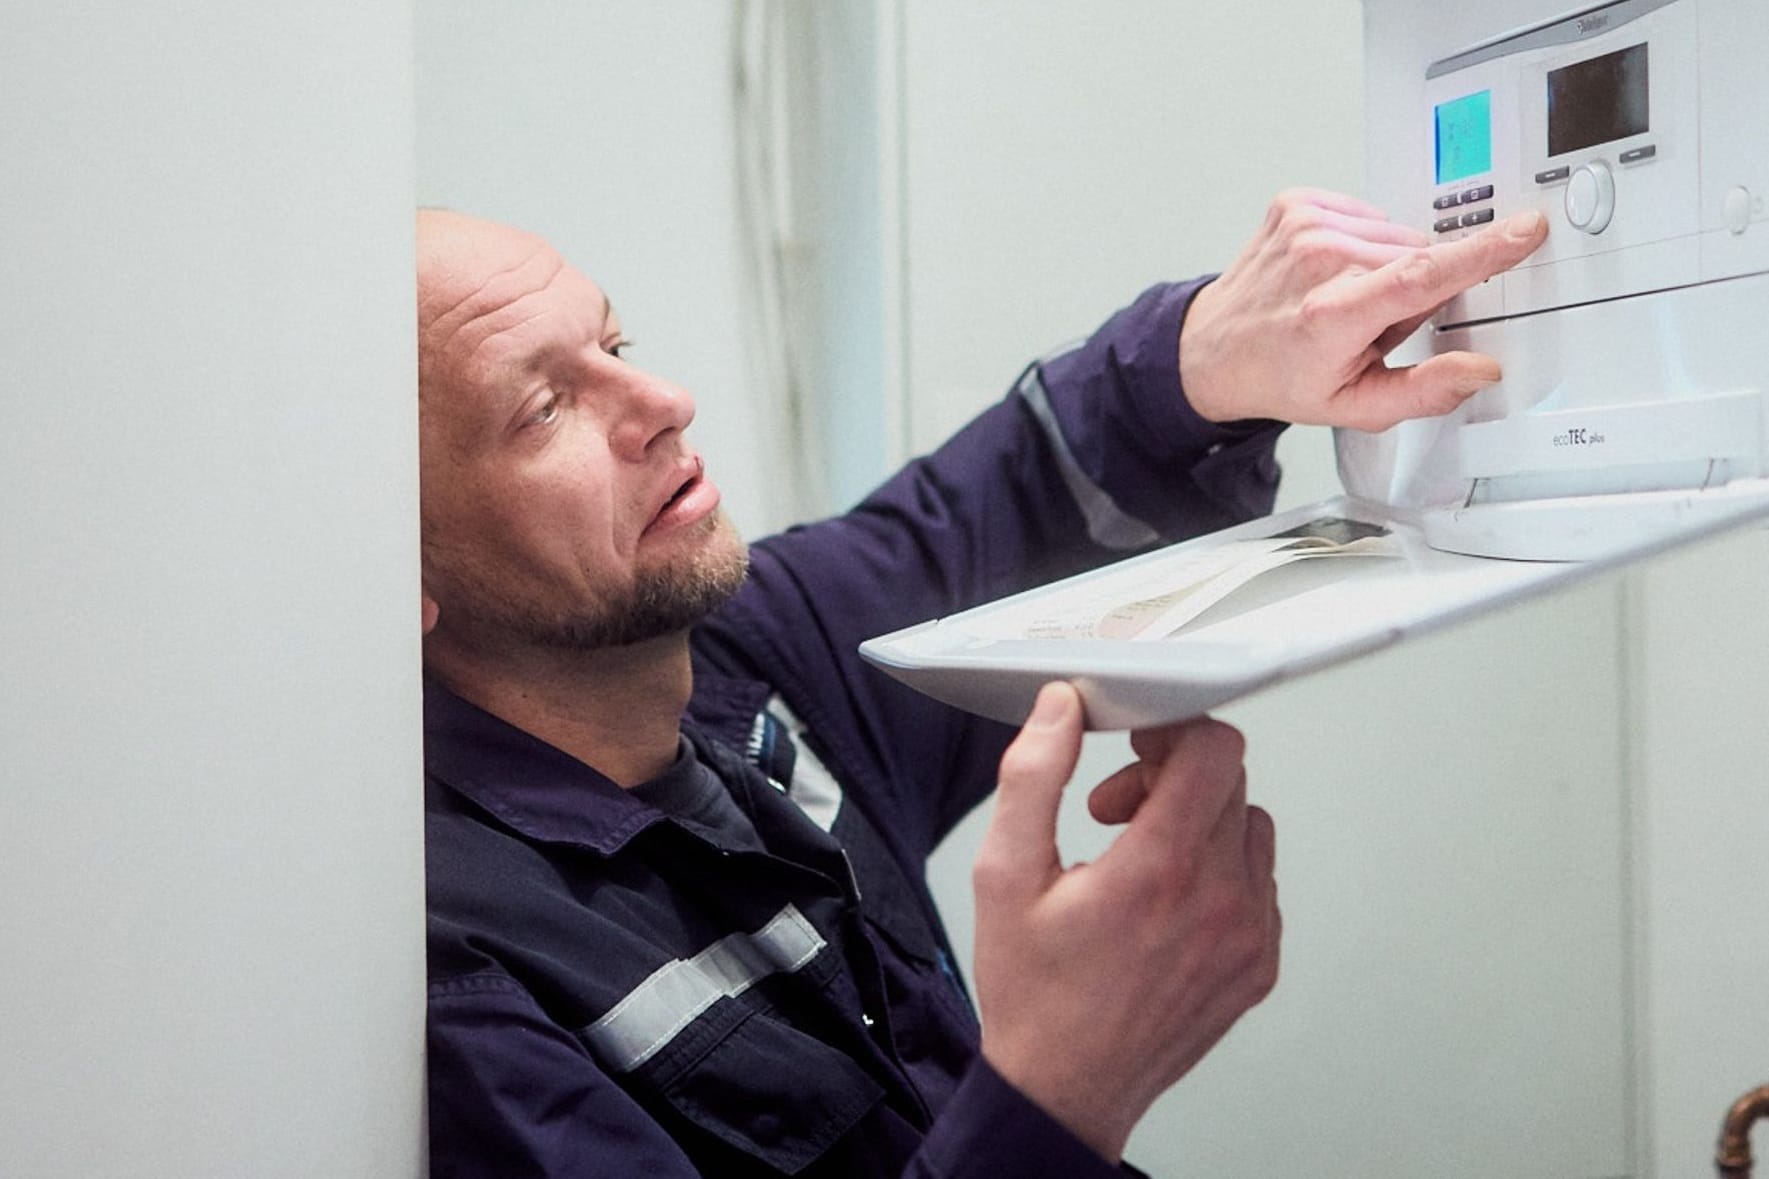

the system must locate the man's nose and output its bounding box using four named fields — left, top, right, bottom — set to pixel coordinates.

left=606, top=365, right=696, bottom=462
